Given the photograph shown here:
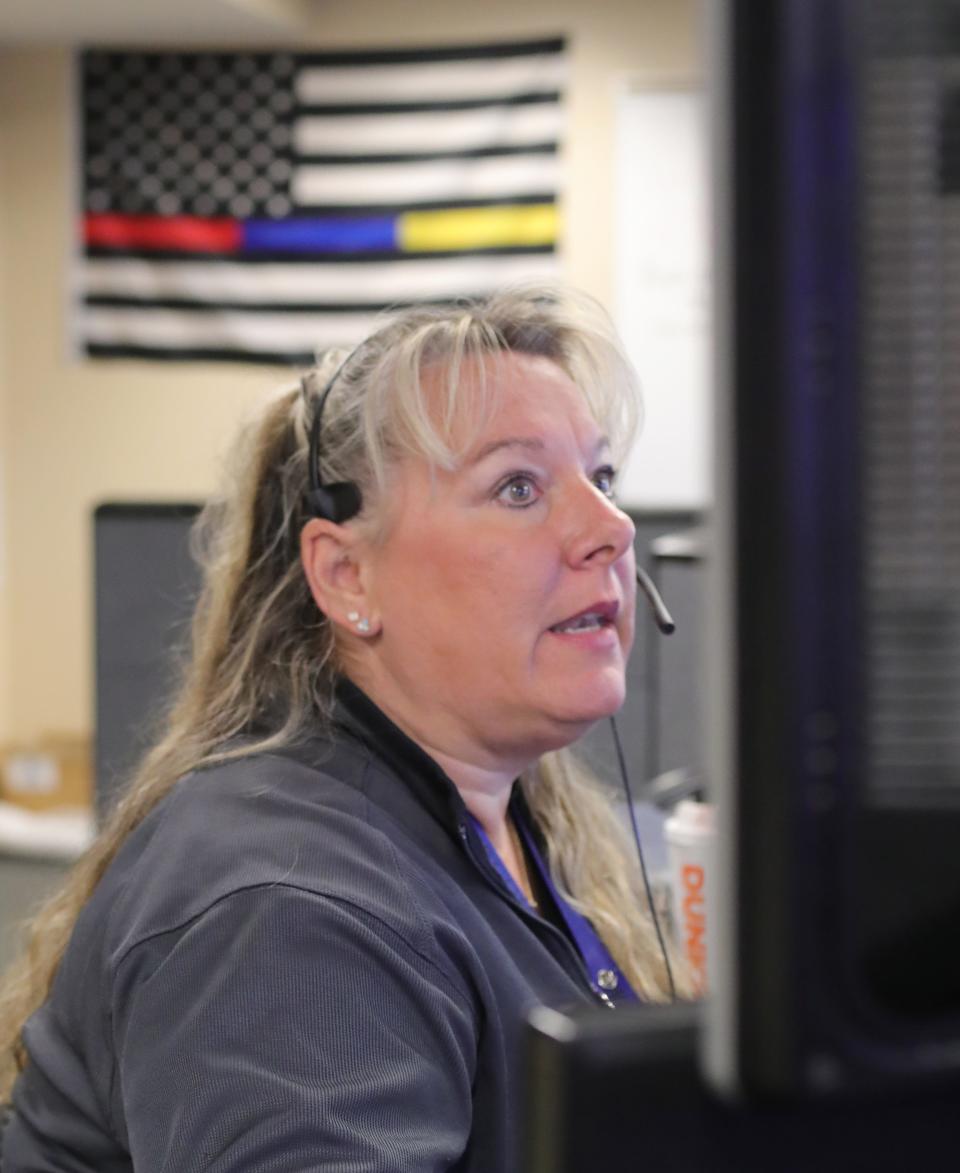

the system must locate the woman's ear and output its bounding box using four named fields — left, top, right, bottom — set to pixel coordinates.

left=300, top=518, right=379, bottom=637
